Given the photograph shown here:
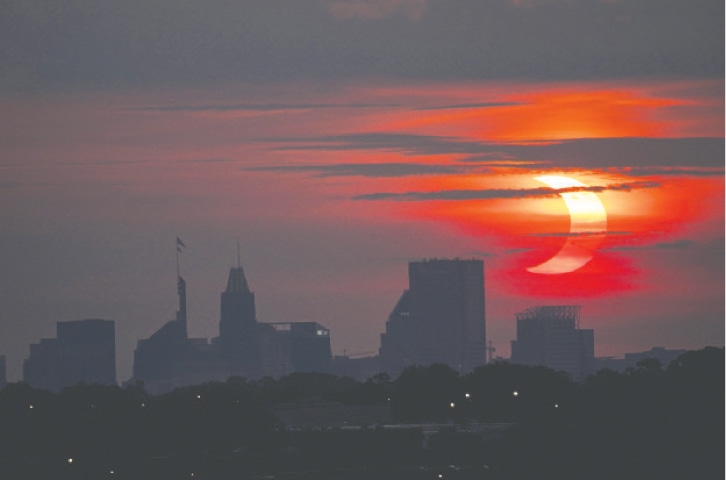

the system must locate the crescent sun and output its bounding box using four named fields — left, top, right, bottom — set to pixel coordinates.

left=527, top=175, right=607, bottom=275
